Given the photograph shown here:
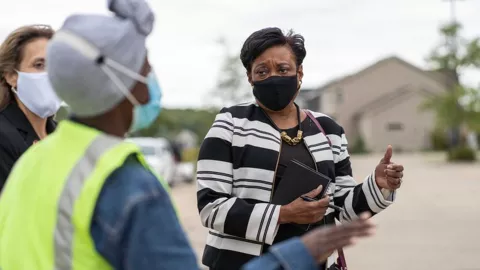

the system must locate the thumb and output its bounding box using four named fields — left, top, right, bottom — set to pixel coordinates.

left=304, top=185, right=323, bottom=198
left=381, top=145, right=393, bottom=164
